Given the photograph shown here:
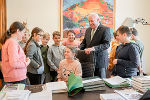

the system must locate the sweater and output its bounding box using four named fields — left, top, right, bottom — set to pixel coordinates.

left=2, top=38, right=27, bottom=82
left=40, top=45, right=50, bottom=73
left=112, top=42, right=140, bottom=78
left=47, top=44, right=65, bottom=71
left=57, top=59, right=82, bottom=83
